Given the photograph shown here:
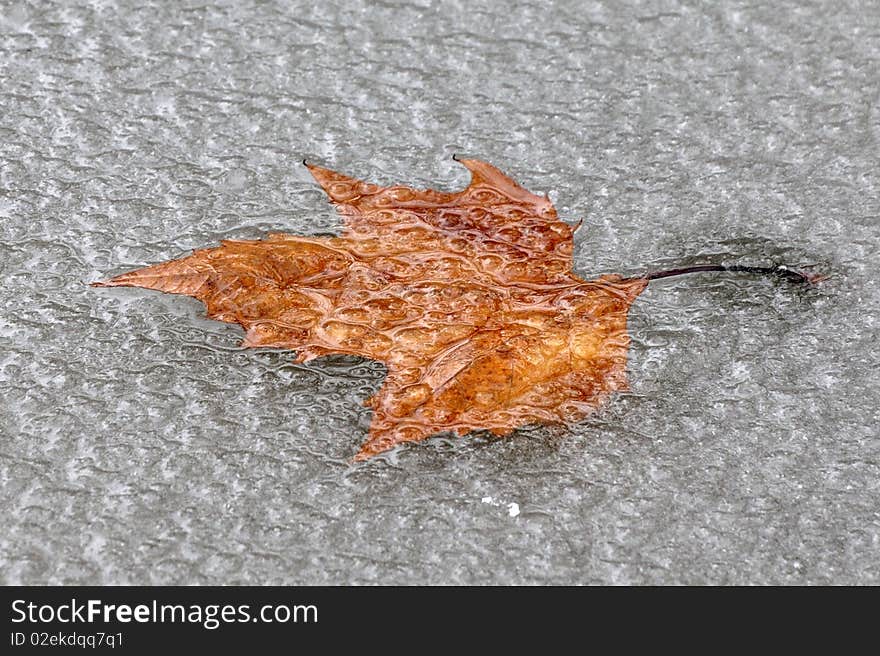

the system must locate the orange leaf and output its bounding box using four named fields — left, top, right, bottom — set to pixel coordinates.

left=93, top=158, right=655, bottom=458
